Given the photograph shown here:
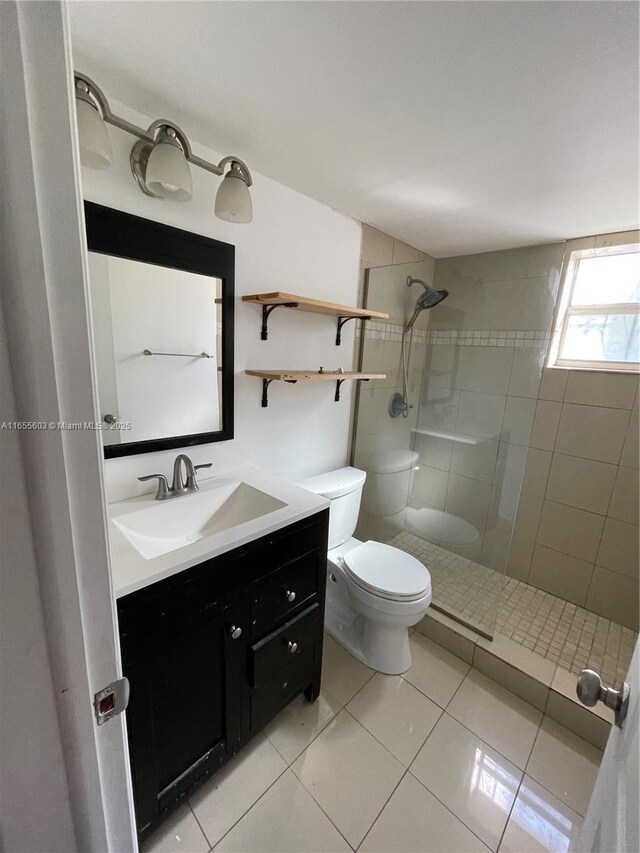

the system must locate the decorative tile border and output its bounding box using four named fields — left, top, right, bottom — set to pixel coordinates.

left=428, top=329, right=550, bottom=348
left=358, top=319, right=549, bottom=348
